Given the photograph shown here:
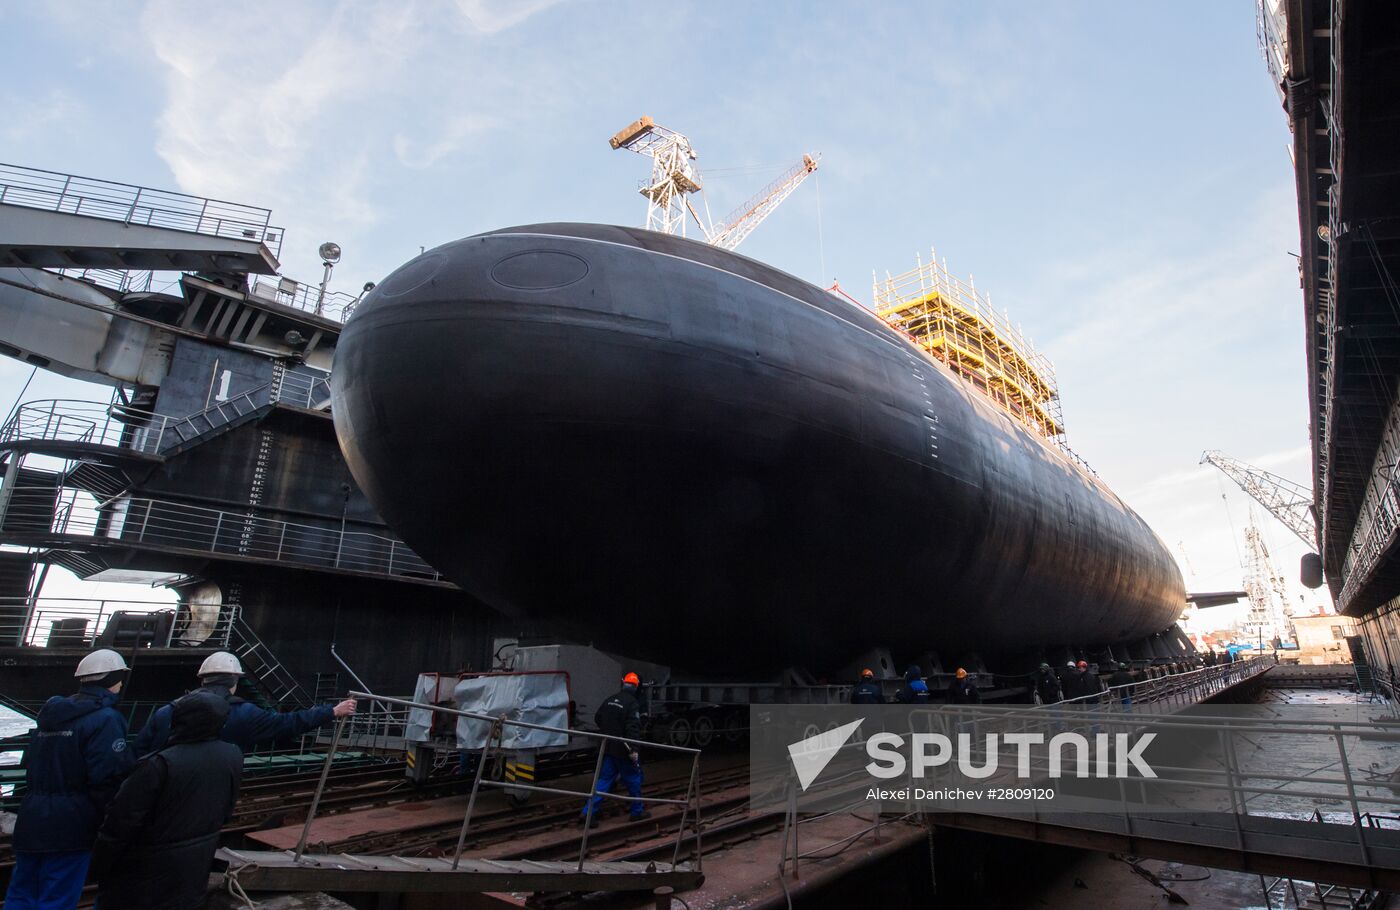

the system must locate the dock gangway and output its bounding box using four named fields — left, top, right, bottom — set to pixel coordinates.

left=218, top=690, right=705, bottom=896
left=783, top=658, right=1400, bottom=892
